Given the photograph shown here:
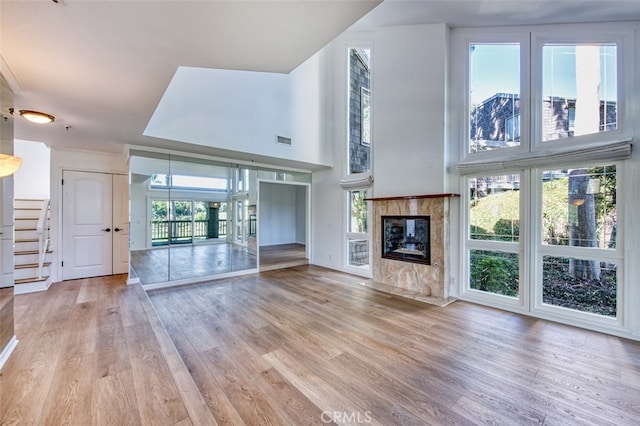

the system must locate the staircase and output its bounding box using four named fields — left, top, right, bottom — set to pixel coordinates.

left=14, top=199, right=53, bottom=294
